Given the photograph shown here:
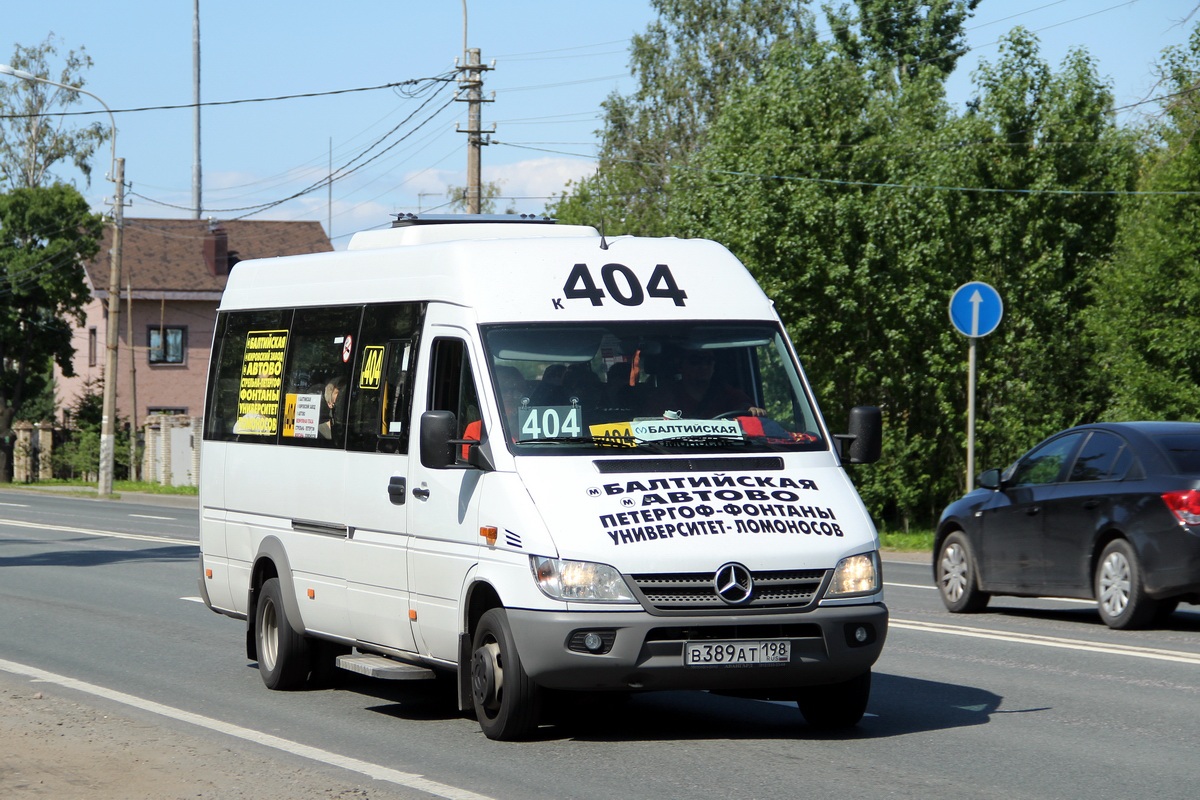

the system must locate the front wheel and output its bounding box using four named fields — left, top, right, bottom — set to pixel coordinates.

left=470, top=608, right=541, bottom=740
left=797, top=671, right=871, bottom=730
left=255, top=577, right=311, bottom=690
left=936, top=531, right=990, bottom=613
left=1095, top=540, right=1157, bottom=629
